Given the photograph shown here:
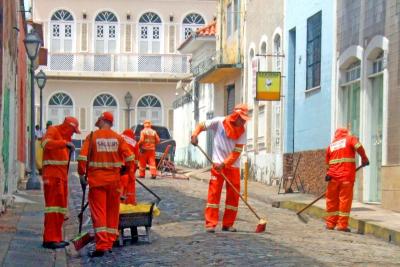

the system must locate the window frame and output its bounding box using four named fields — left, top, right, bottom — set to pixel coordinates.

left=49, top=9, right=75, bottom=53
left=306, top=11, right=322, bottom=90
left=182, top=13, right=206, bottom=41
